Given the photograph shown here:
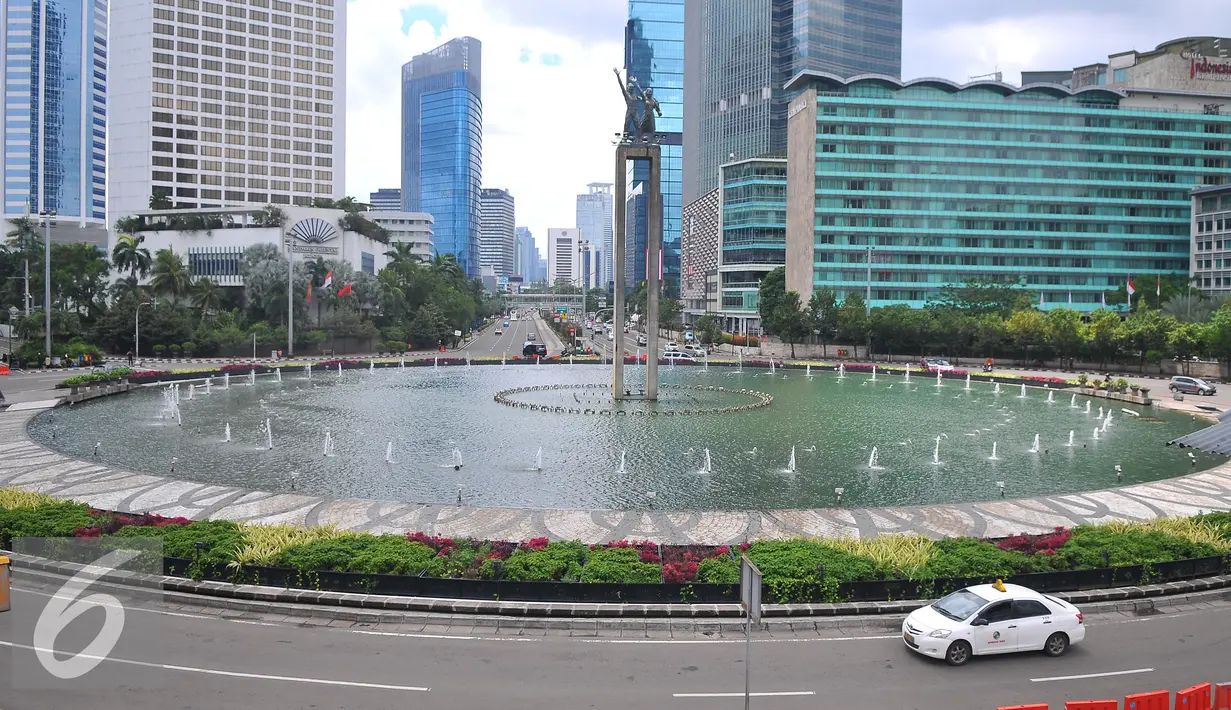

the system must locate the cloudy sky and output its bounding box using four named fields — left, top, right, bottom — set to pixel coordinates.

left=347, top=0, right=1231, bottom=259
